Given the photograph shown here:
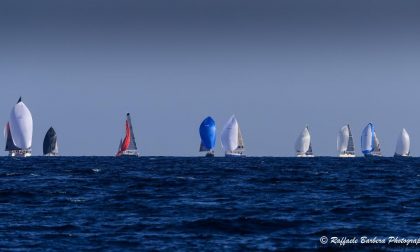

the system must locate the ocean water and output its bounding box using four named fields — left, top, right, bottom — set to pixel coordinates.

left=0, top=157, right=418, bottom=251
